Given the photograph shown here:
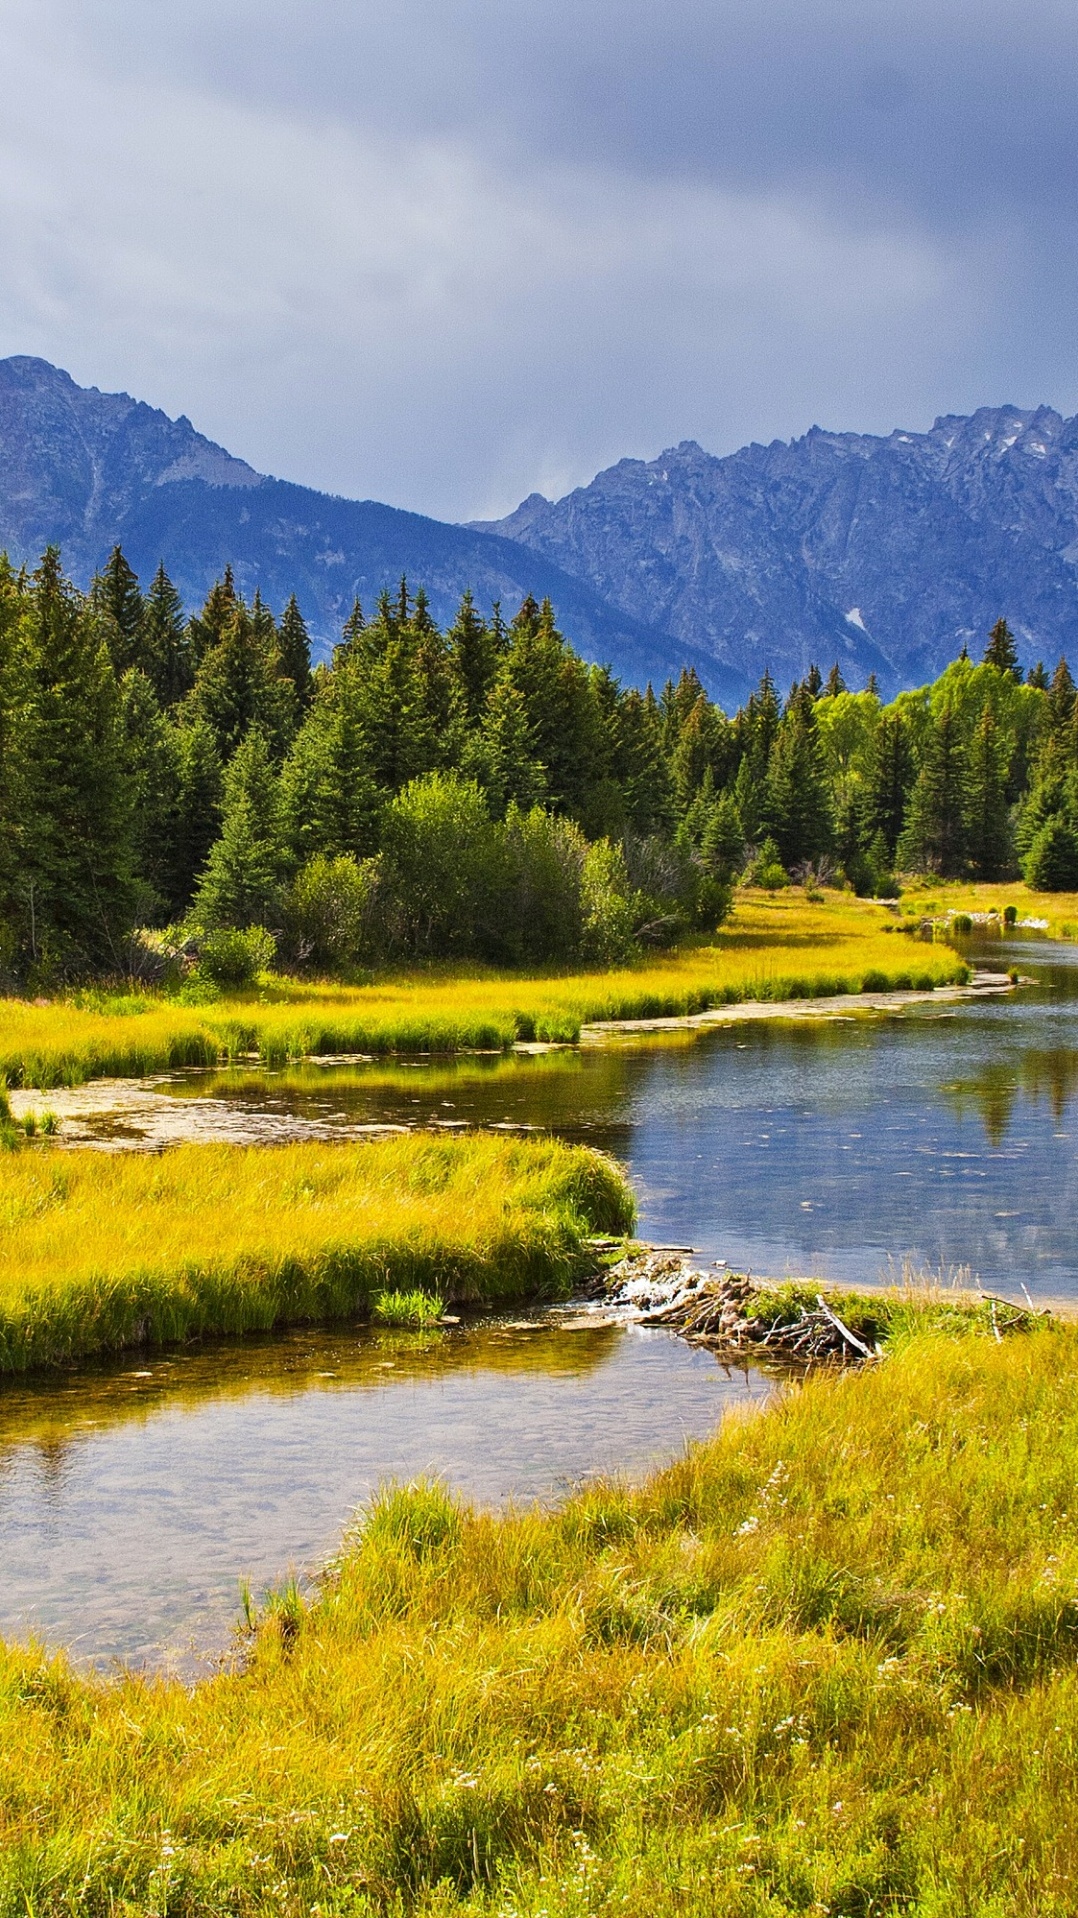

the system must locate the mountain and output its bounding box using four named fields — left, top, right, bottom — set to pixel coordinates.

left=479, top=410, right=1078, bottom=693
left=0, top=357, right=733, bottom=697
